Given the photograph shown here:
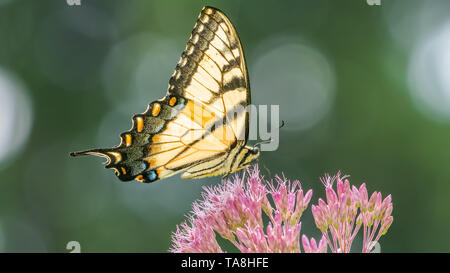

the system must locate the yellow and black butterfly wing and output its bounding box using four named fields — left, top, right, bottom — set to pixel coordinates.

left=169, top=6, right=252, bottom=179
left=71, top=6, right=252, bottom=183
